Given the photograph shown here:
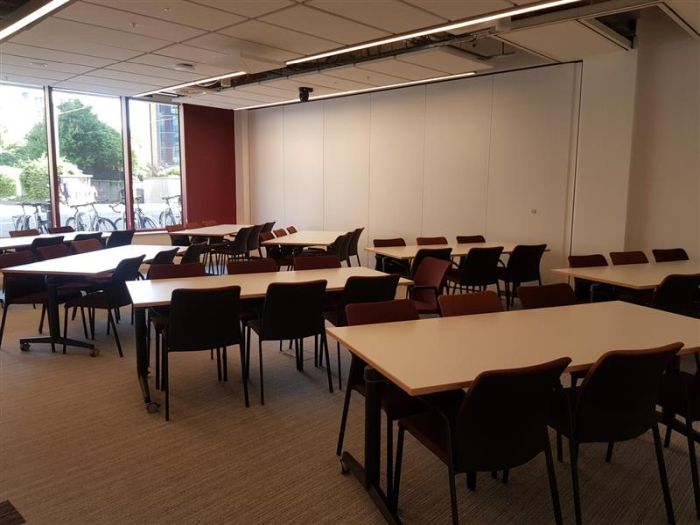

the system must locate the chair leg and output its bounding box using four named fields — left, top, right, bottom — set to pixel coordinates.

left=322, top=333, right=333, bottom=393
left=569, top=438, right=582, bottom=525
left=652, top=423, right=675, bottom=525
left=664, top=413, right=674, bottom=447
left=0, top=304, right=9, bottom=349
left=386, top=414, right=394, bottom=499
left=299, top=338, right=304, bottom=372
left=448, top=463, right=460, bottom=525
left=163, top=347, right=170, bottom=421
left=155, top=330, right=161, bottom=390
left=544, top=433, right=564, bottom=525
left=393, top=426, right=406, bottom=511
left=38, top=304, right=46, bottom=334
left=239, top=343, right=249, bottom=408
left=685, top=414, right=700, bottom=519
left=466, top=472, right=476, bottom=491
left=605, top=442, right=614, bottom=463
left=556, top=431, right=563, bottom=462
left=107, top=309, right=124, bottom=357
left=62, top=306, right=68, bottom=354
left=216, top=347, right=222, bottom=381
left=80, top=307, right=88, bottom=339
left=258, top=339, right=265, bottom=405
left=336, top=341, right=342, bottom=390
